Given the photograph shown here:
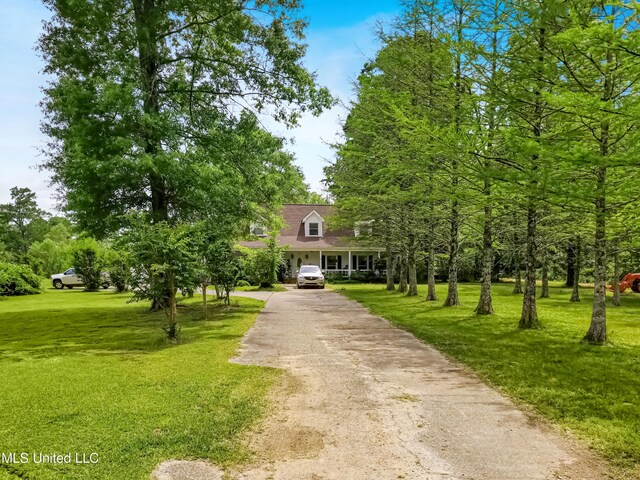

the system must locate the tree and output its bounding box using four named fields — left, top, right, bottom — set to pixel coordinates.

left=498, top=0, right=568, bottom=329
left=0, top=187, right=47, bottom=258
left=548, top=1, right=640, bottom=343
left=327, top=17, right=453, bottom=300
left=208, top=242, right=243, bottom=305
left=124, top=220, right=201, bottom=339
left=27, top=223, right=73, bottom=276
left=39, top=0, right=332, bottom=238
